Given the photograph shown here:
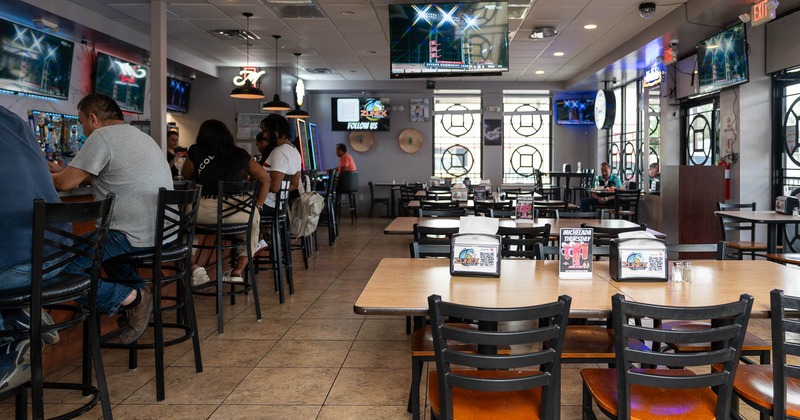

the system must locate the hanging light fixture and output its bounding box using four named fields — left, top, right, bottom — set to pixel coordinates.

left=286, top=52, right=309, bottom=119
left=230, top=12, right=264, bottom=99
left=262, top=35, right=292, bottom=111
